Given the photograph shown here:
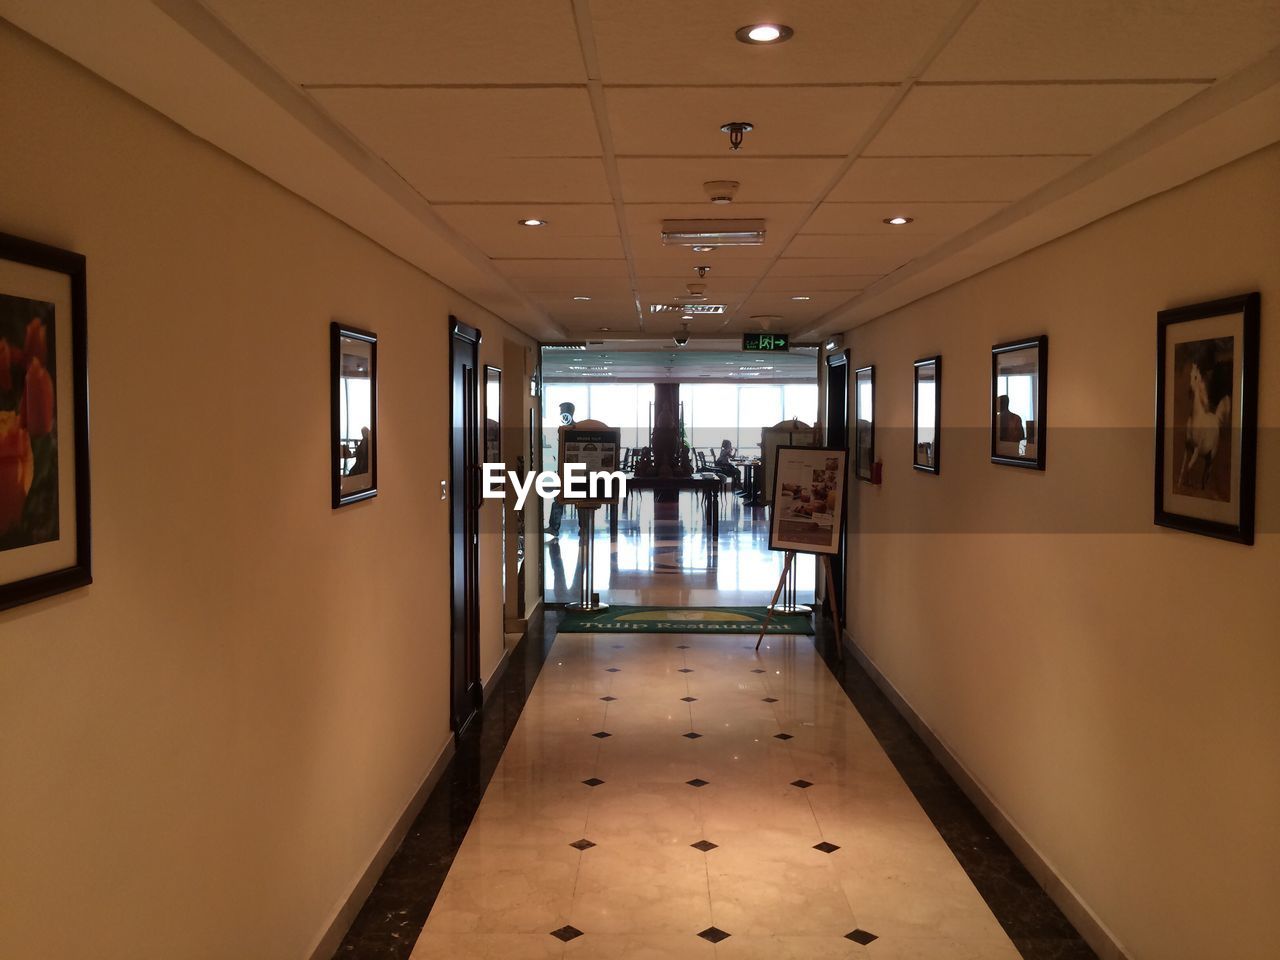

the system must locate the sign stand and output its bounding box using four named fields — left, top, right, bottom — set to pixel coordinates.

left=757, top=552, right=842, bottom=658
left=566, top=505, right=607, bottom=612
left=767, top=550, right=810, bottom=616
